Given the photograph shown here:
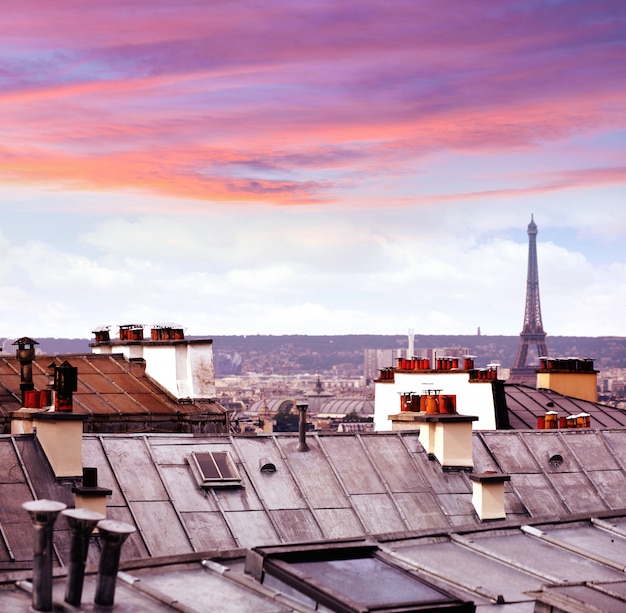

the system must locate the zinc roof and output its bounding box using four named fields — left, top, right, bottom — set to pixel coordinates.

left=6, top=514, right=626, bottom=611
left=5, top=427, right=626, bottom=573
left=504, top=383, right=626, bottom=429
